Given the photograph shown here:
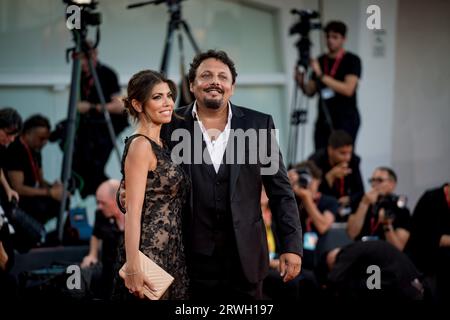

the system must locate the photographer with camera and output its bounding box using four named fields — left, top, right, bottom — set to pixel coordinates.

left=52, top=40, right=128, bottom=198
left=405, top=183, right=450, bottom=302
left=347, top=167, right=411, bottom=251
left=308, top=130, right=364, bottom=220
left=4, top=114, right=65, bottom=226
left=288, top=161, right=339, bottom=269
left=295, top=21, right=361, bottom=150
left=0, top=107, right=23, bottom=299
